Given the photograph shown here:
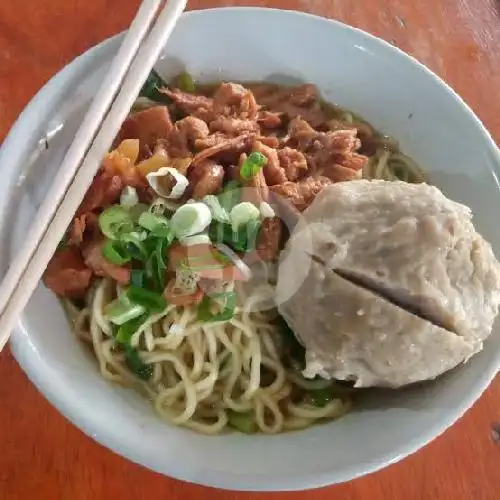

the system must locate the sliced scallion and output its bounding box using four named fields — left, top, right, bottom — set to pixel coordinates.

left=127, top=286, right=166, bottom=313
left=138, top=211, right=172, bottom=238
left=146, top=167, right=189, bottom=200
left=120, top=186, right=139, bottom=208
left=115, top=313, right=149, bottom=344
left=130, top=269, right=145, bottom=288
left=175, top=71, right=196, bottom=93
left=149, top=197, right=179, bottom=215
left=197, top=291, right=237, bottom=323
left=121, top=232, right=148, bottom=261
left=129, top=203, right=149, bottom=222
left=124, top=344, right=153, bottom=380
left=99, top=206, right=135, bottom=240
left=170, top=202, right=212, bottom=238
left=227, top=410, right=257, bottom=434
left=309, top=388, right=335, bottom=408
left=230, top=202, right=260, bottom=232
left=240, top=152, right=268, bottom=180
left=104, top=295, right=146, bottom=325
left=202, top=195, right=230, bottom=223
left=210, top=218, right=261, bottom=253
left=144, top=237, right=168, bottom=291
left=139, top=69, right=169, bottom=103
left=217, top=181, right=241, bottom=212
left=102, top=240, right=131, bottom=266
